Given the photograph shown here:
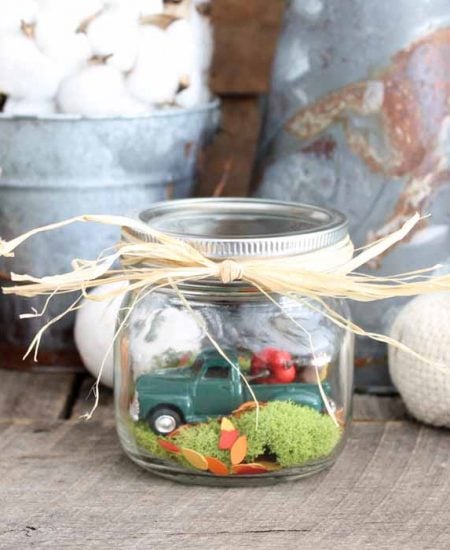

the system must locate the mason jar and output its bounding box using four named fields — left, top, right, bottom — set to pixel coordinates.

left=115, top=198, right=354, bottom=486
